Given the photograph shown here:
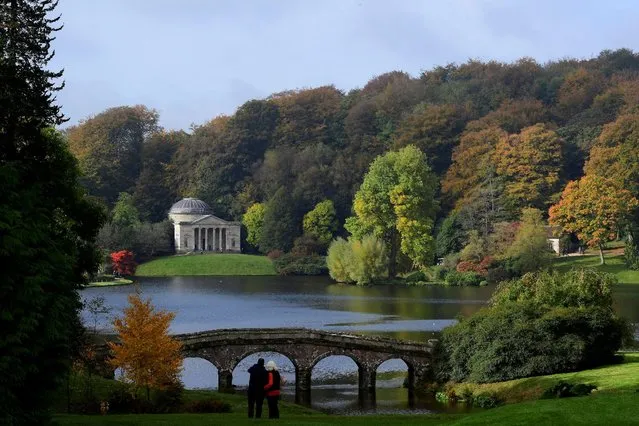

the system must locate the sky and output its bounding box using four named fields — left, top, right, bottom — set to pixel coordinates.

left=50, top=0, right=639, bottom=131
